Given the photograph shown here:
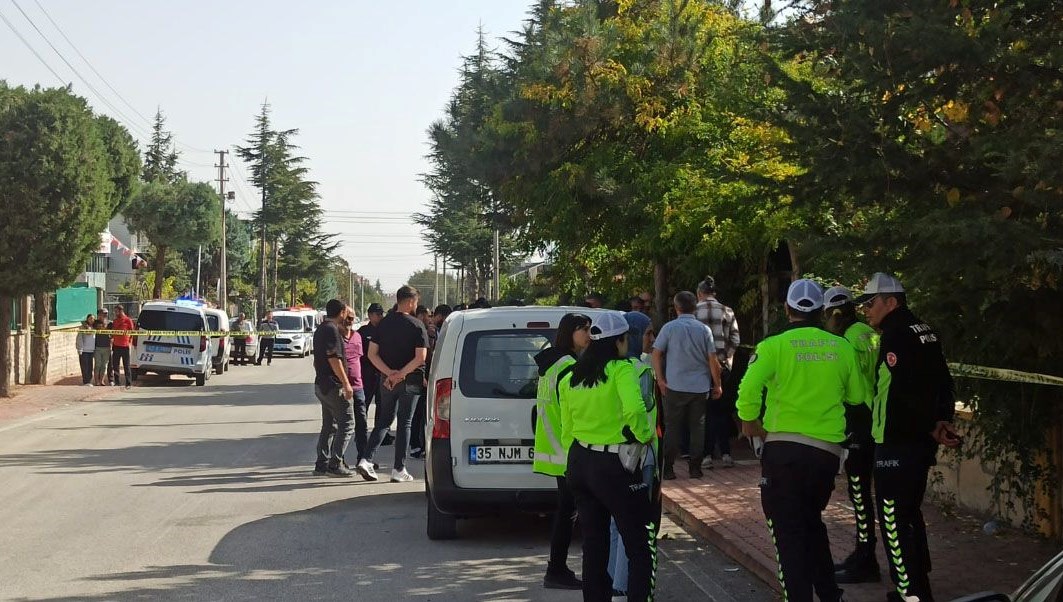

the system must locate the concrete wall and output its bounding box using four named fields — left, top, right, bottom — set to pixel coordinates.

left=4, top=325, right=83, bottom=385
